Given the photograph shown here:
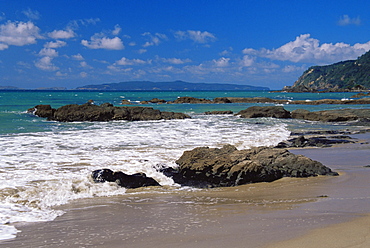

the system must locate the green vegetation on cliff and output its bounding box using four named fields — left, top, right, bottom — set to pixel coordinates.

left=286, top=50, right=370, bottom=92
